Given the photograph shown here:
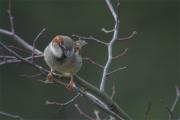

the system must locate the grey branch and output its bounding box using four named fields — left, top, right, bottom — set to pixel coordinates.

left=100, top=0, right=120, bottom=92
left=168, top=86, right=180, bottom=120
left=72, top=34, right=108, bottom=46
left=94, top=110, right=101, bottom=120
left=107, top=66, right=127, bottom=76
left=31, top=28, right=46, bottom=62
left=0, top=111, right=24, bottom=120
left=46, top=93, right=80, bottom=107
left=83, top=57, right=104, bottom=69
left=74, top=104, right=95, bottom=120
left=118, top=31, right=137, bottom=41
left=101, top=28, right=114, bottom=34
left=112, top=48, right=128, bottom=60
left=7, top=0, right=15, bottom=34
left=0, top=55, right=43, bottom=65
left=144, top=102, right=152, bottom=120
left=0, top=29, right=42, bottom=55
